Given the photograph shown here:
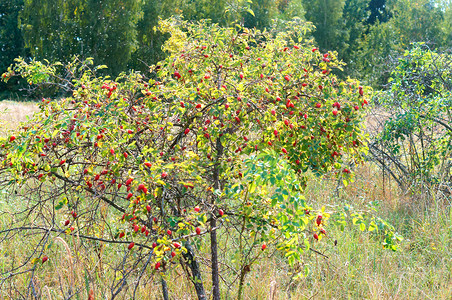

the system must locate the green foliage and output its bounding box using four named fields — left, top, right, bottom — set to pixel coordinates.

left=387, top=0, right=444, bottom=48
left=355, top=0, right=450, bottom=87
left=128, top=0, right=175, bottom=72
left=302, top=0, right=347, bottom=51
left=0, top=0, right=27, bottom=97
left=301, top=0, right=372, bottom=72
left=274, top=0, right=306, bottom=20
left=374, top=45, right=452, bottom=191
left=20, top=0, right=143, bottom=75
